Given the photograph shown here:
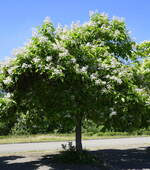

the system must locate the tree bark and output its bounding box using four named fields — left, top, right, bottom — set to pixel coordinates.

left=75, top=114, right=82, bottom=151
